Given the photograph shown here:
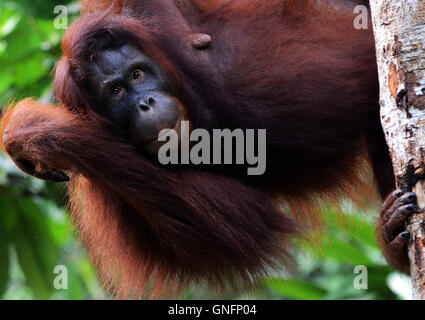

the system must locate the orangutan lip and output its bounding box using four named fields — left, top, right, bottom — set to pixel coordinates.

left=144, top=118, right=181, bottom=144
